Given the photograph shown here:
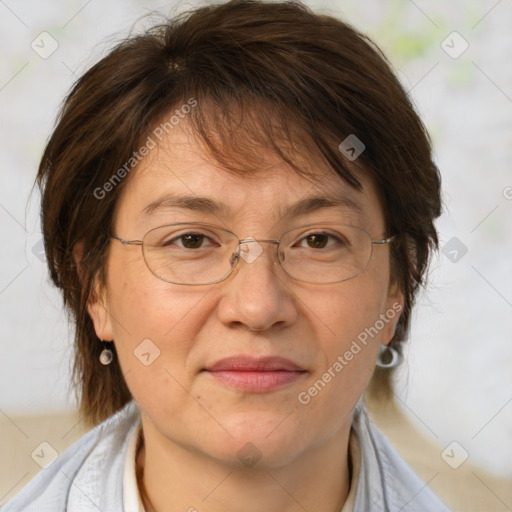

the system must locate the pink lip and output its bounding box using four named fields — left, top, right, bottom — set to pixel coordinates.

left=202, top=356, right=307, bottom=392
left=204, top=356, right=304, bottom=372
